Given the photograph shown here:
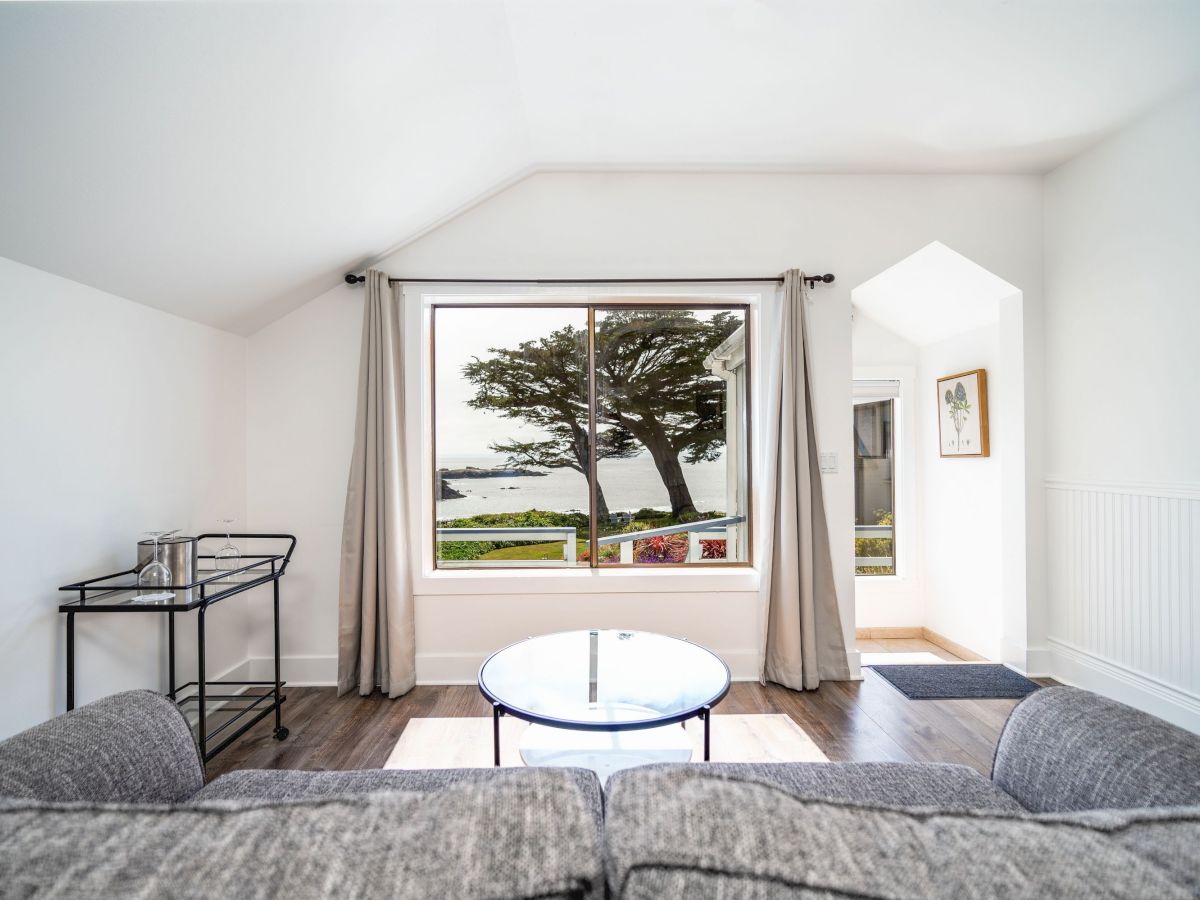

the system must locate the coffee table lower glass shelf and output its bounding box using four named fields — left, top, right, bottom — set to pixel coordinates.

left=478, top=630, right=731, bottom=779
left=517, top=703, right=695, bottom=780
